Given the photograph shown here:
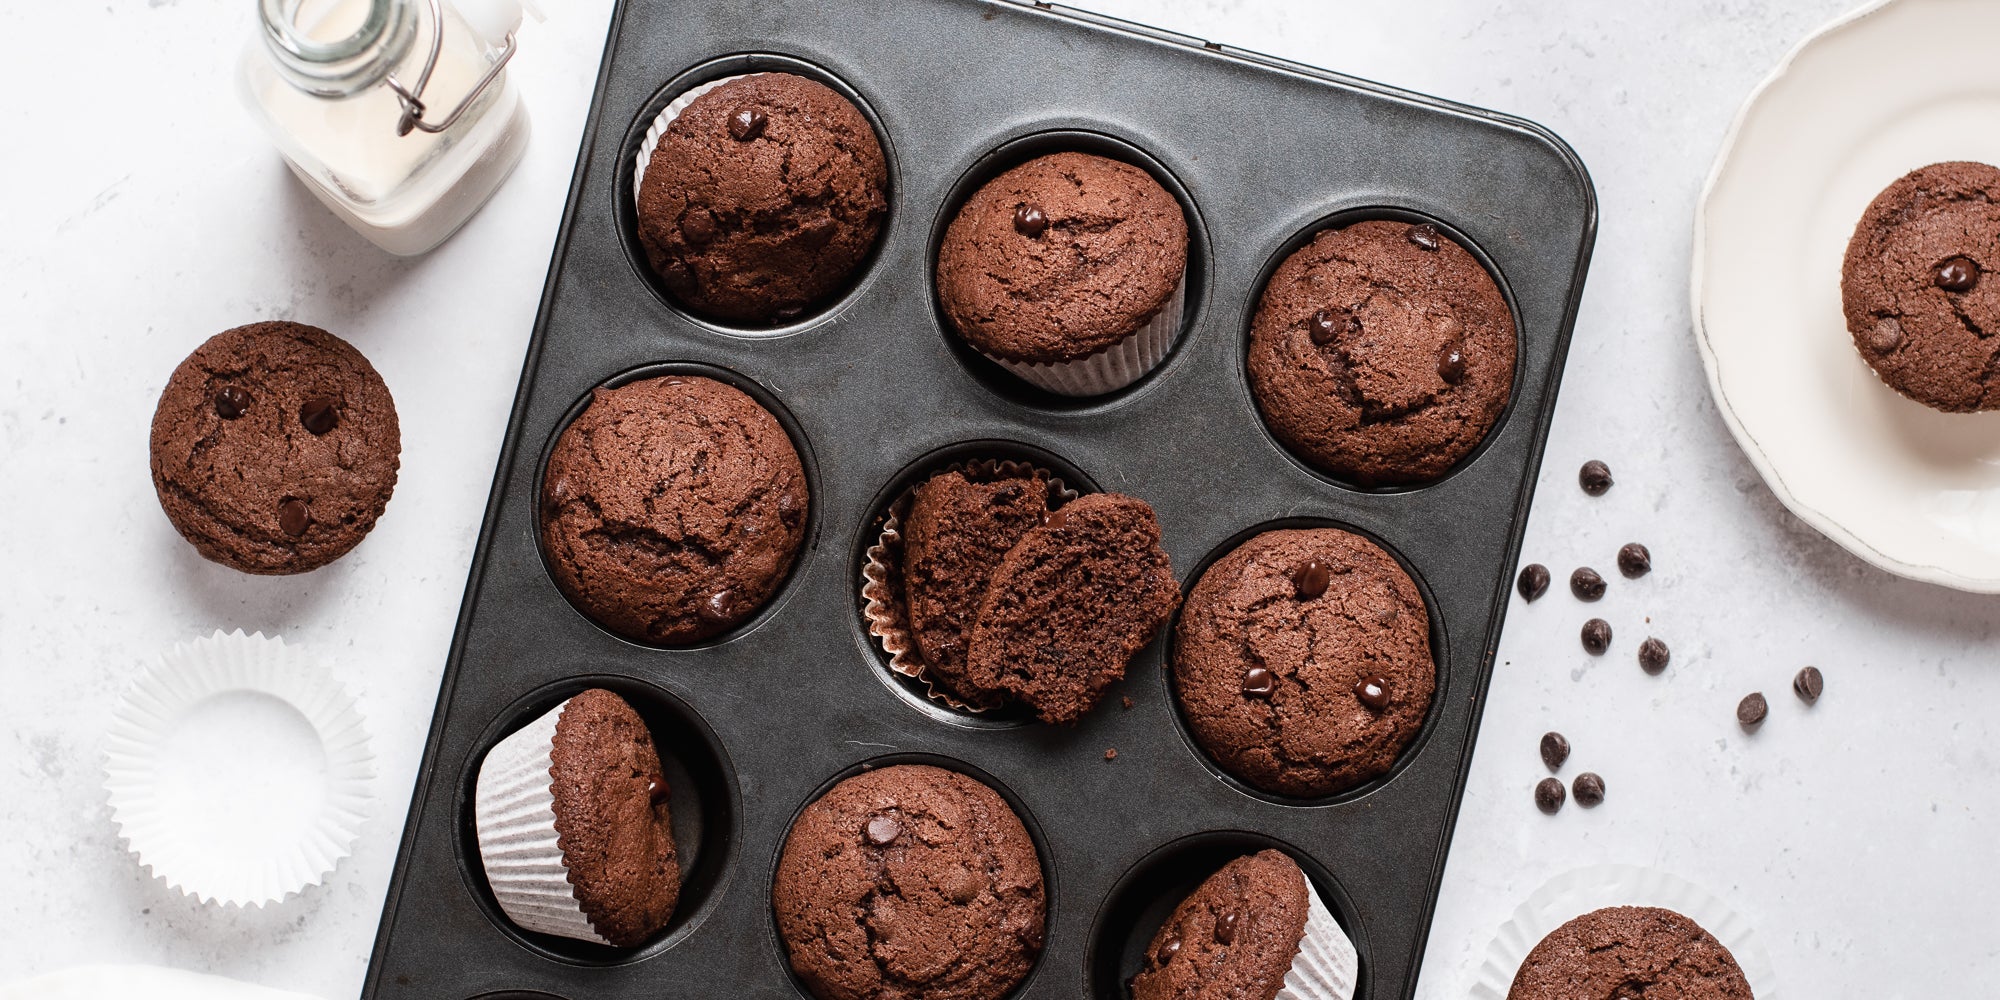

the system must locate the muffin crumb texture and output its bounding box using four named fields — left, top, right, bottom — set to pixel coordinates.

left=1507, top=906, right=1754, bottom=1000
